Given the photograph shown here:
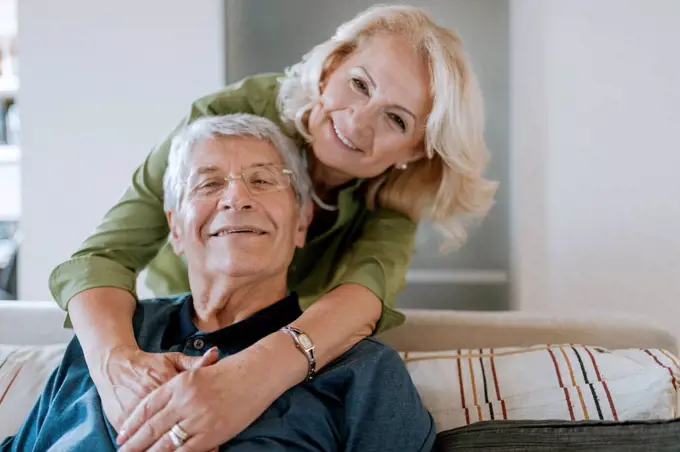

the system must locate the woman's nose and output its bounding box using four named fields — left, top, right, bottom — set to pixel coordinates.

left=348, top=103, right=378, bottom=136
